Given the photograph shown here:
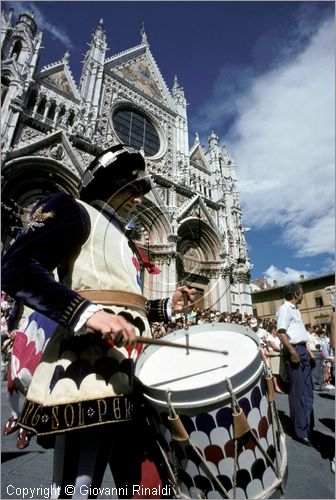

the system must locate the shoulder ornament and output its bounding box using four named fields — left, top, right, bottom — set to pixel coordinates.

left=22, top=206, right=55, bottom=233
